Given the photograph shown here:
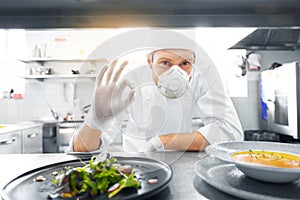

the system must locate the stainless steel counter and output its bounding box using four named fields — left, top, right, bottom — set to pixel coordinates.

left=0, top=147, right=230, bottom=200
left=0, top=122, right=43, bottom=135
